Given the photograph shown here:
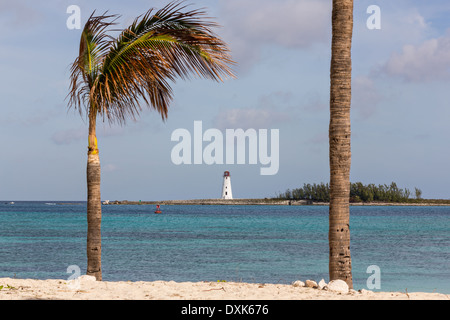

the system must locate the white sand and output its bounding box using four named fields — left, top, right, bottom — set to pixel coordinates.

left=0, top=277, right=448, bottom=300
